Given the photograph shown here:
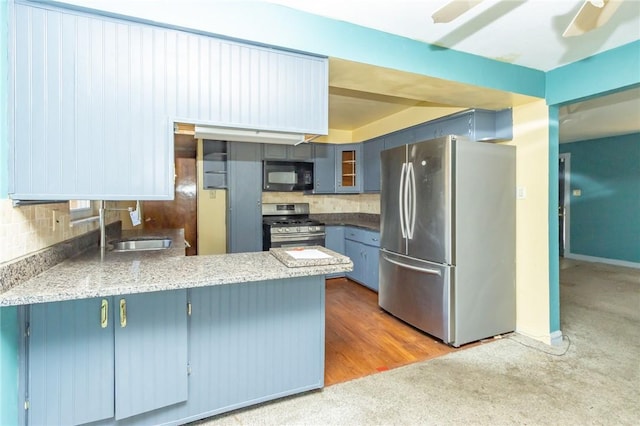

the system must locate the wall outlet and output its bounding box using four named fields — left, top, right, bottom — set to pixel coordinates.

left=572, top=189, right=582, bottom=197
left=516, top=186, right=527, bottom=199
